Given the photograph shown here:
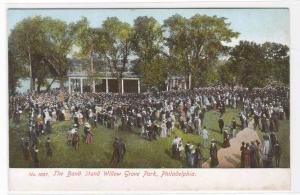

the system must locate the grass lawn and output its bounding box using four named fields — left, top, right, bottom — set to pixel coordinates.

left=256, top=119, right=290, bottom=168
left=10, top=108, right=245, bottom=168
